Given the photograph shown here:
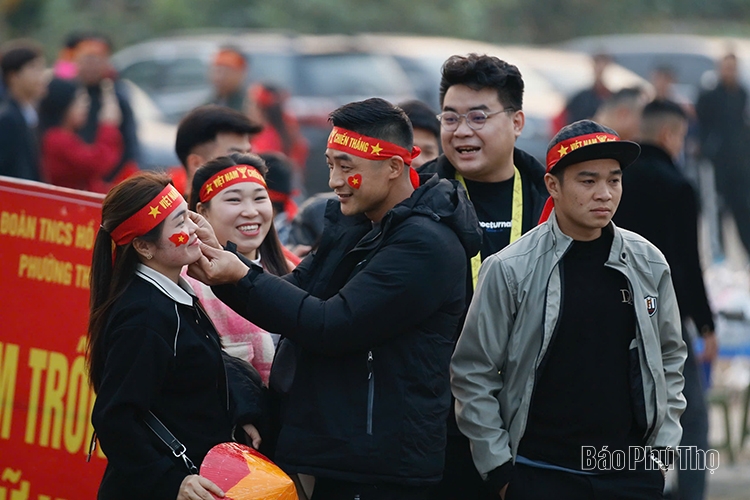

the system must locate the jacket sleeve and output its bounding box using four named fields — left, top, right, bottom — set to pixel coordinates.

left=43, top=126, right=123, bottom=183
left=92, top=316, right=187, bottom=500
left=116, top=88, right=141, bottom=168
left=652, top=264, right=688, bottom=449
left=222, top=351, right=268, bottom=428
left=675, top=182, right=714, bottom=334
left=0, top=112, right=19, bottom=177
left=450, top=254, right=515, bottom=485
left=213, top=224, right=465, bottom=356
